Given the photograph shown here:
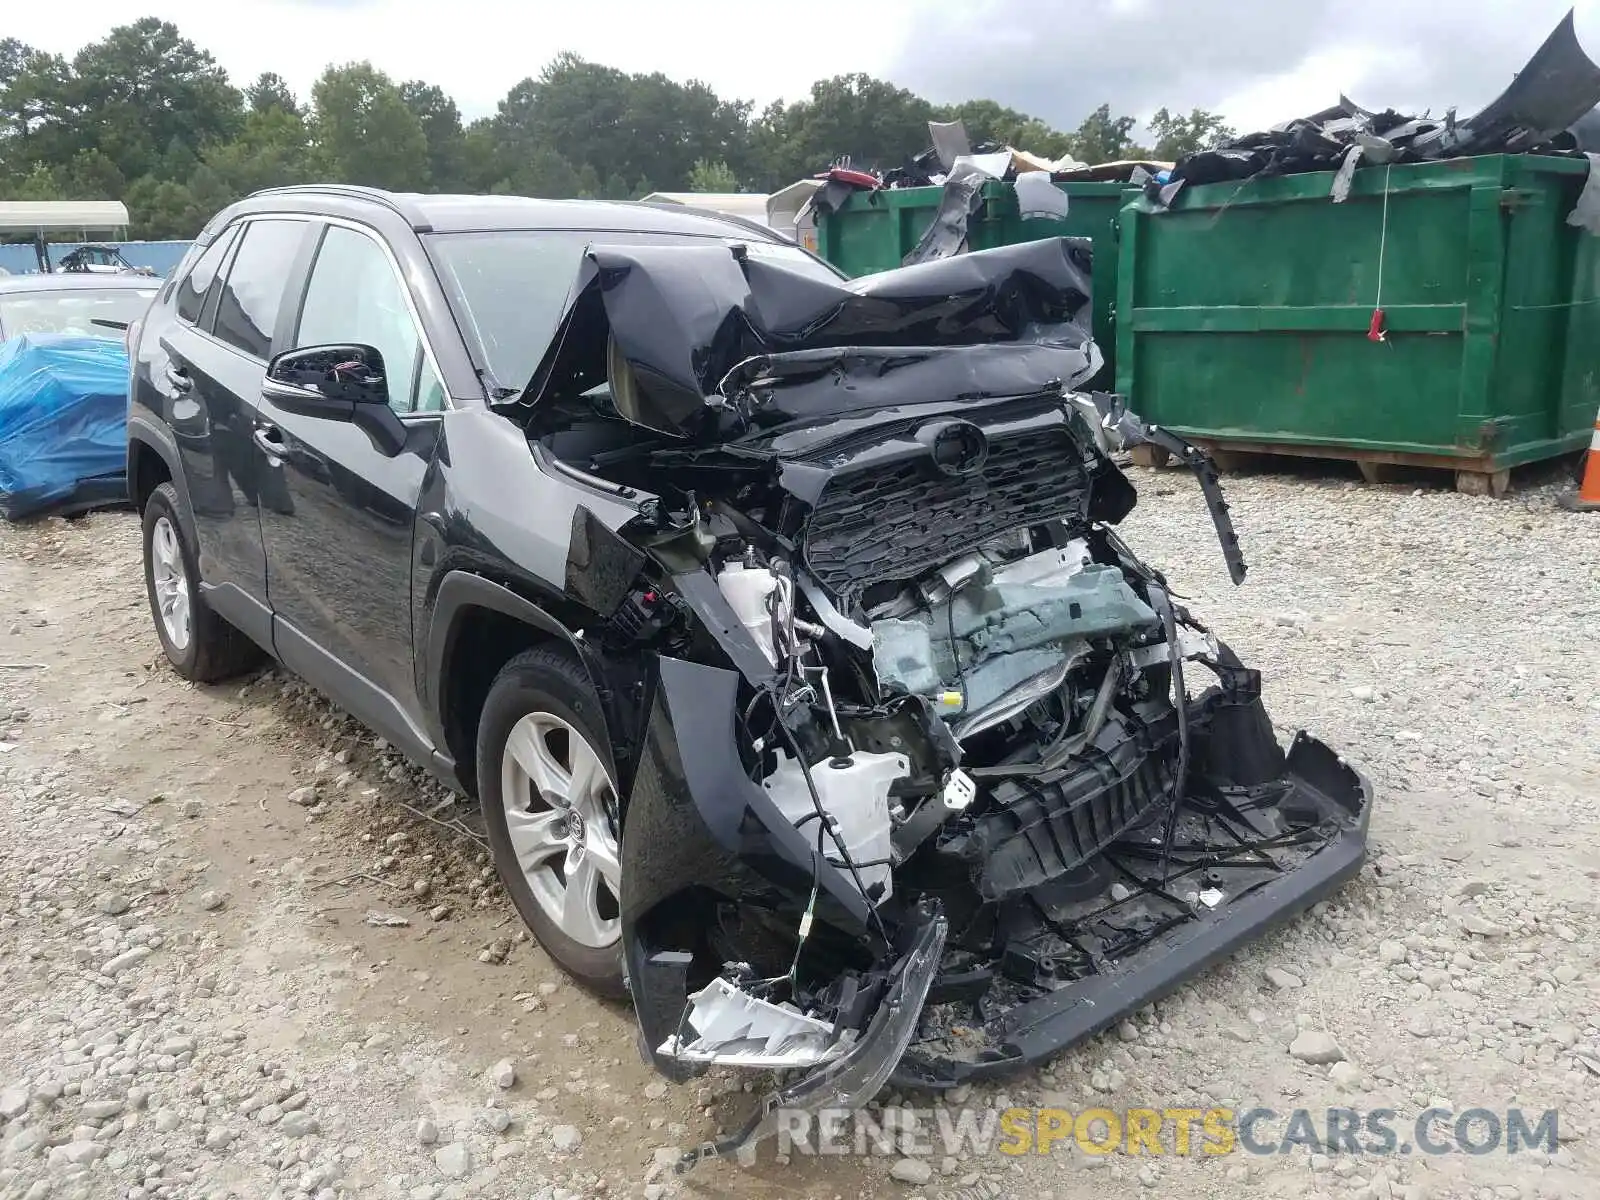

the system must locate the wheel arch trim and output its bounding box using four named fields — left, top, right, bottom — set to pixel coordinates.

left=126, top=416, right=197, bottom=544
left=426, top=571, right=632, bottom=791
